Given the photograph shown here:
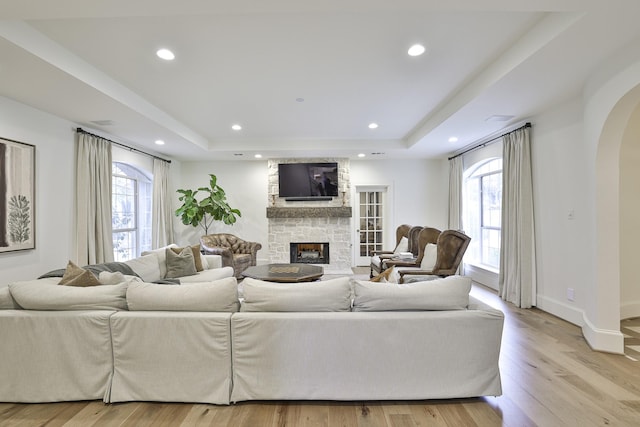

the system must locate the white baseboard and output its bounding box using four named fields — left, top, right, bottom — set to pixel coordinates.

left=536, top=295, right=584, bottom=326
left=582, top=316, right=625, bottom=354
left=537, top=295, right=625, bottom=354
